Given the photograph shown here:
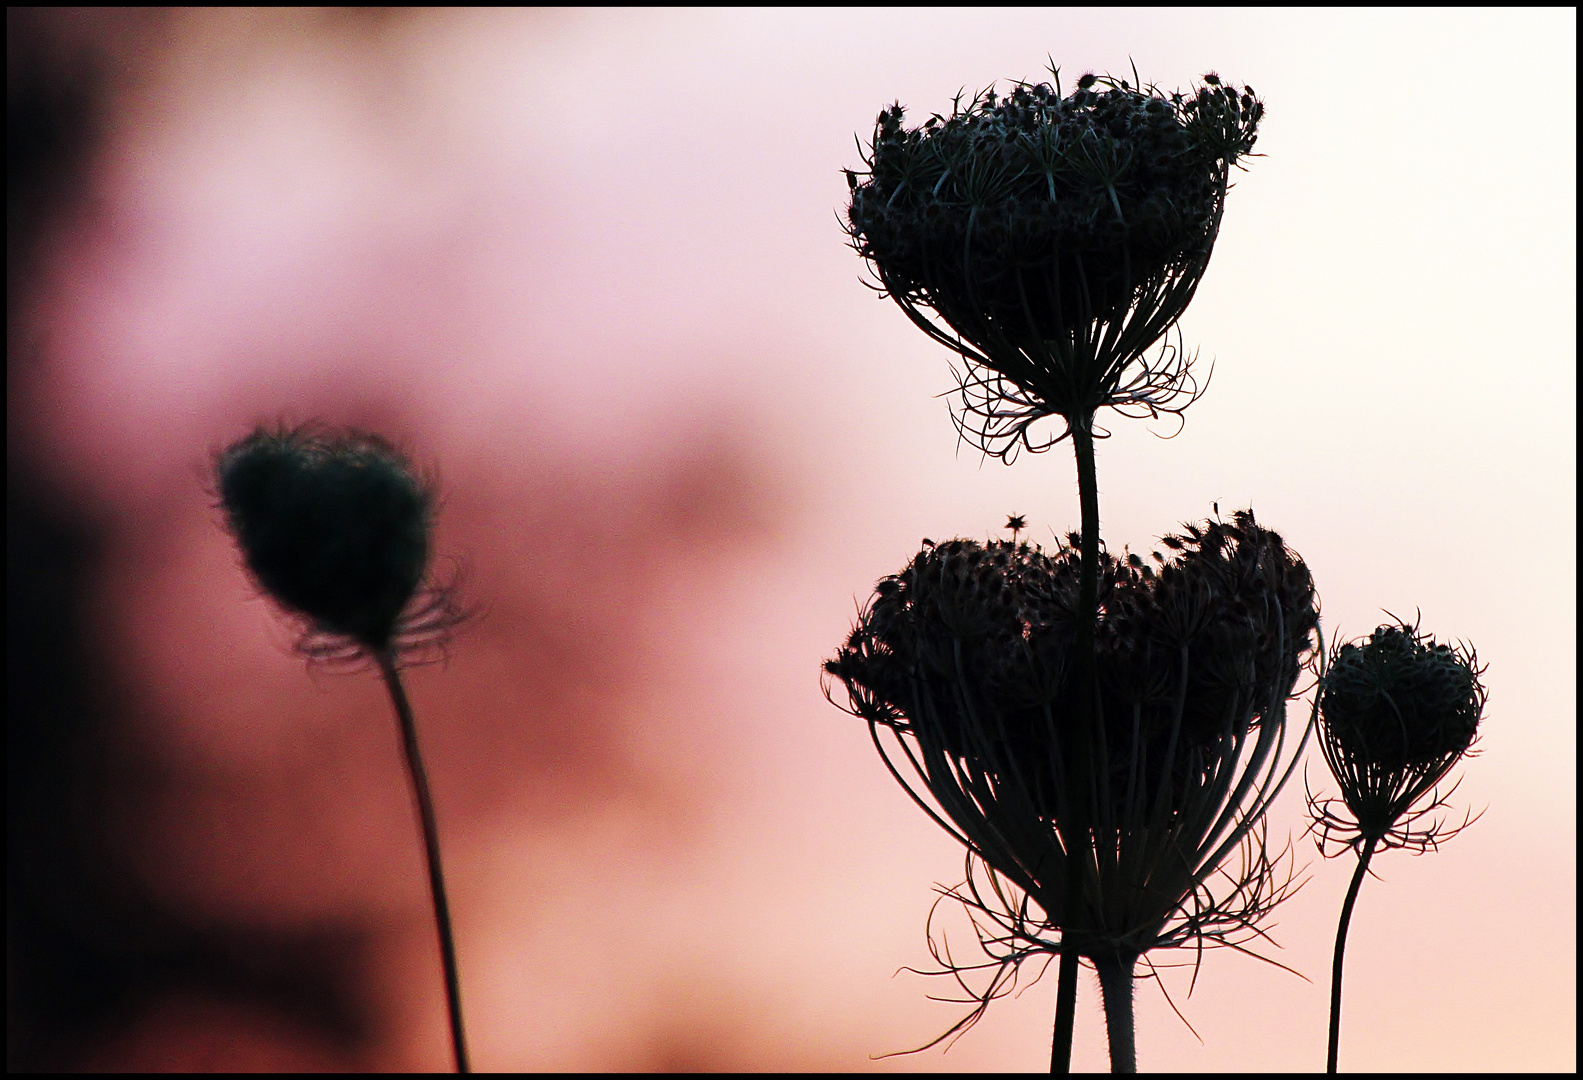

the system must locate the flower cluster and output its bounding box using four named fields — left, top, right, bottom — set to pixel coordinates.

left=216, top=424, right=460, bottom=663
left=843, top=70, right=1263, bottom=454
left=1321, top=623, right=1482, bottom=770
left=827, top=509, right=1316, bottom=829
left=826, top=509, right=1317, bottom=1053
left=1311, top=620, right=1486, bottom=854
left=848, top=74, right=1258, bottom=322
